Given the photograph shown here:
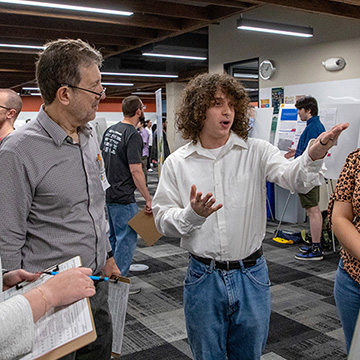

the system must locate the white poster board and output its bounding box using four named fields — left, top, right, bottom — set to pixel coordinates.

left=322, top=104, right=360, bottom=179
left=250, top=107, right=273, bottom=142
